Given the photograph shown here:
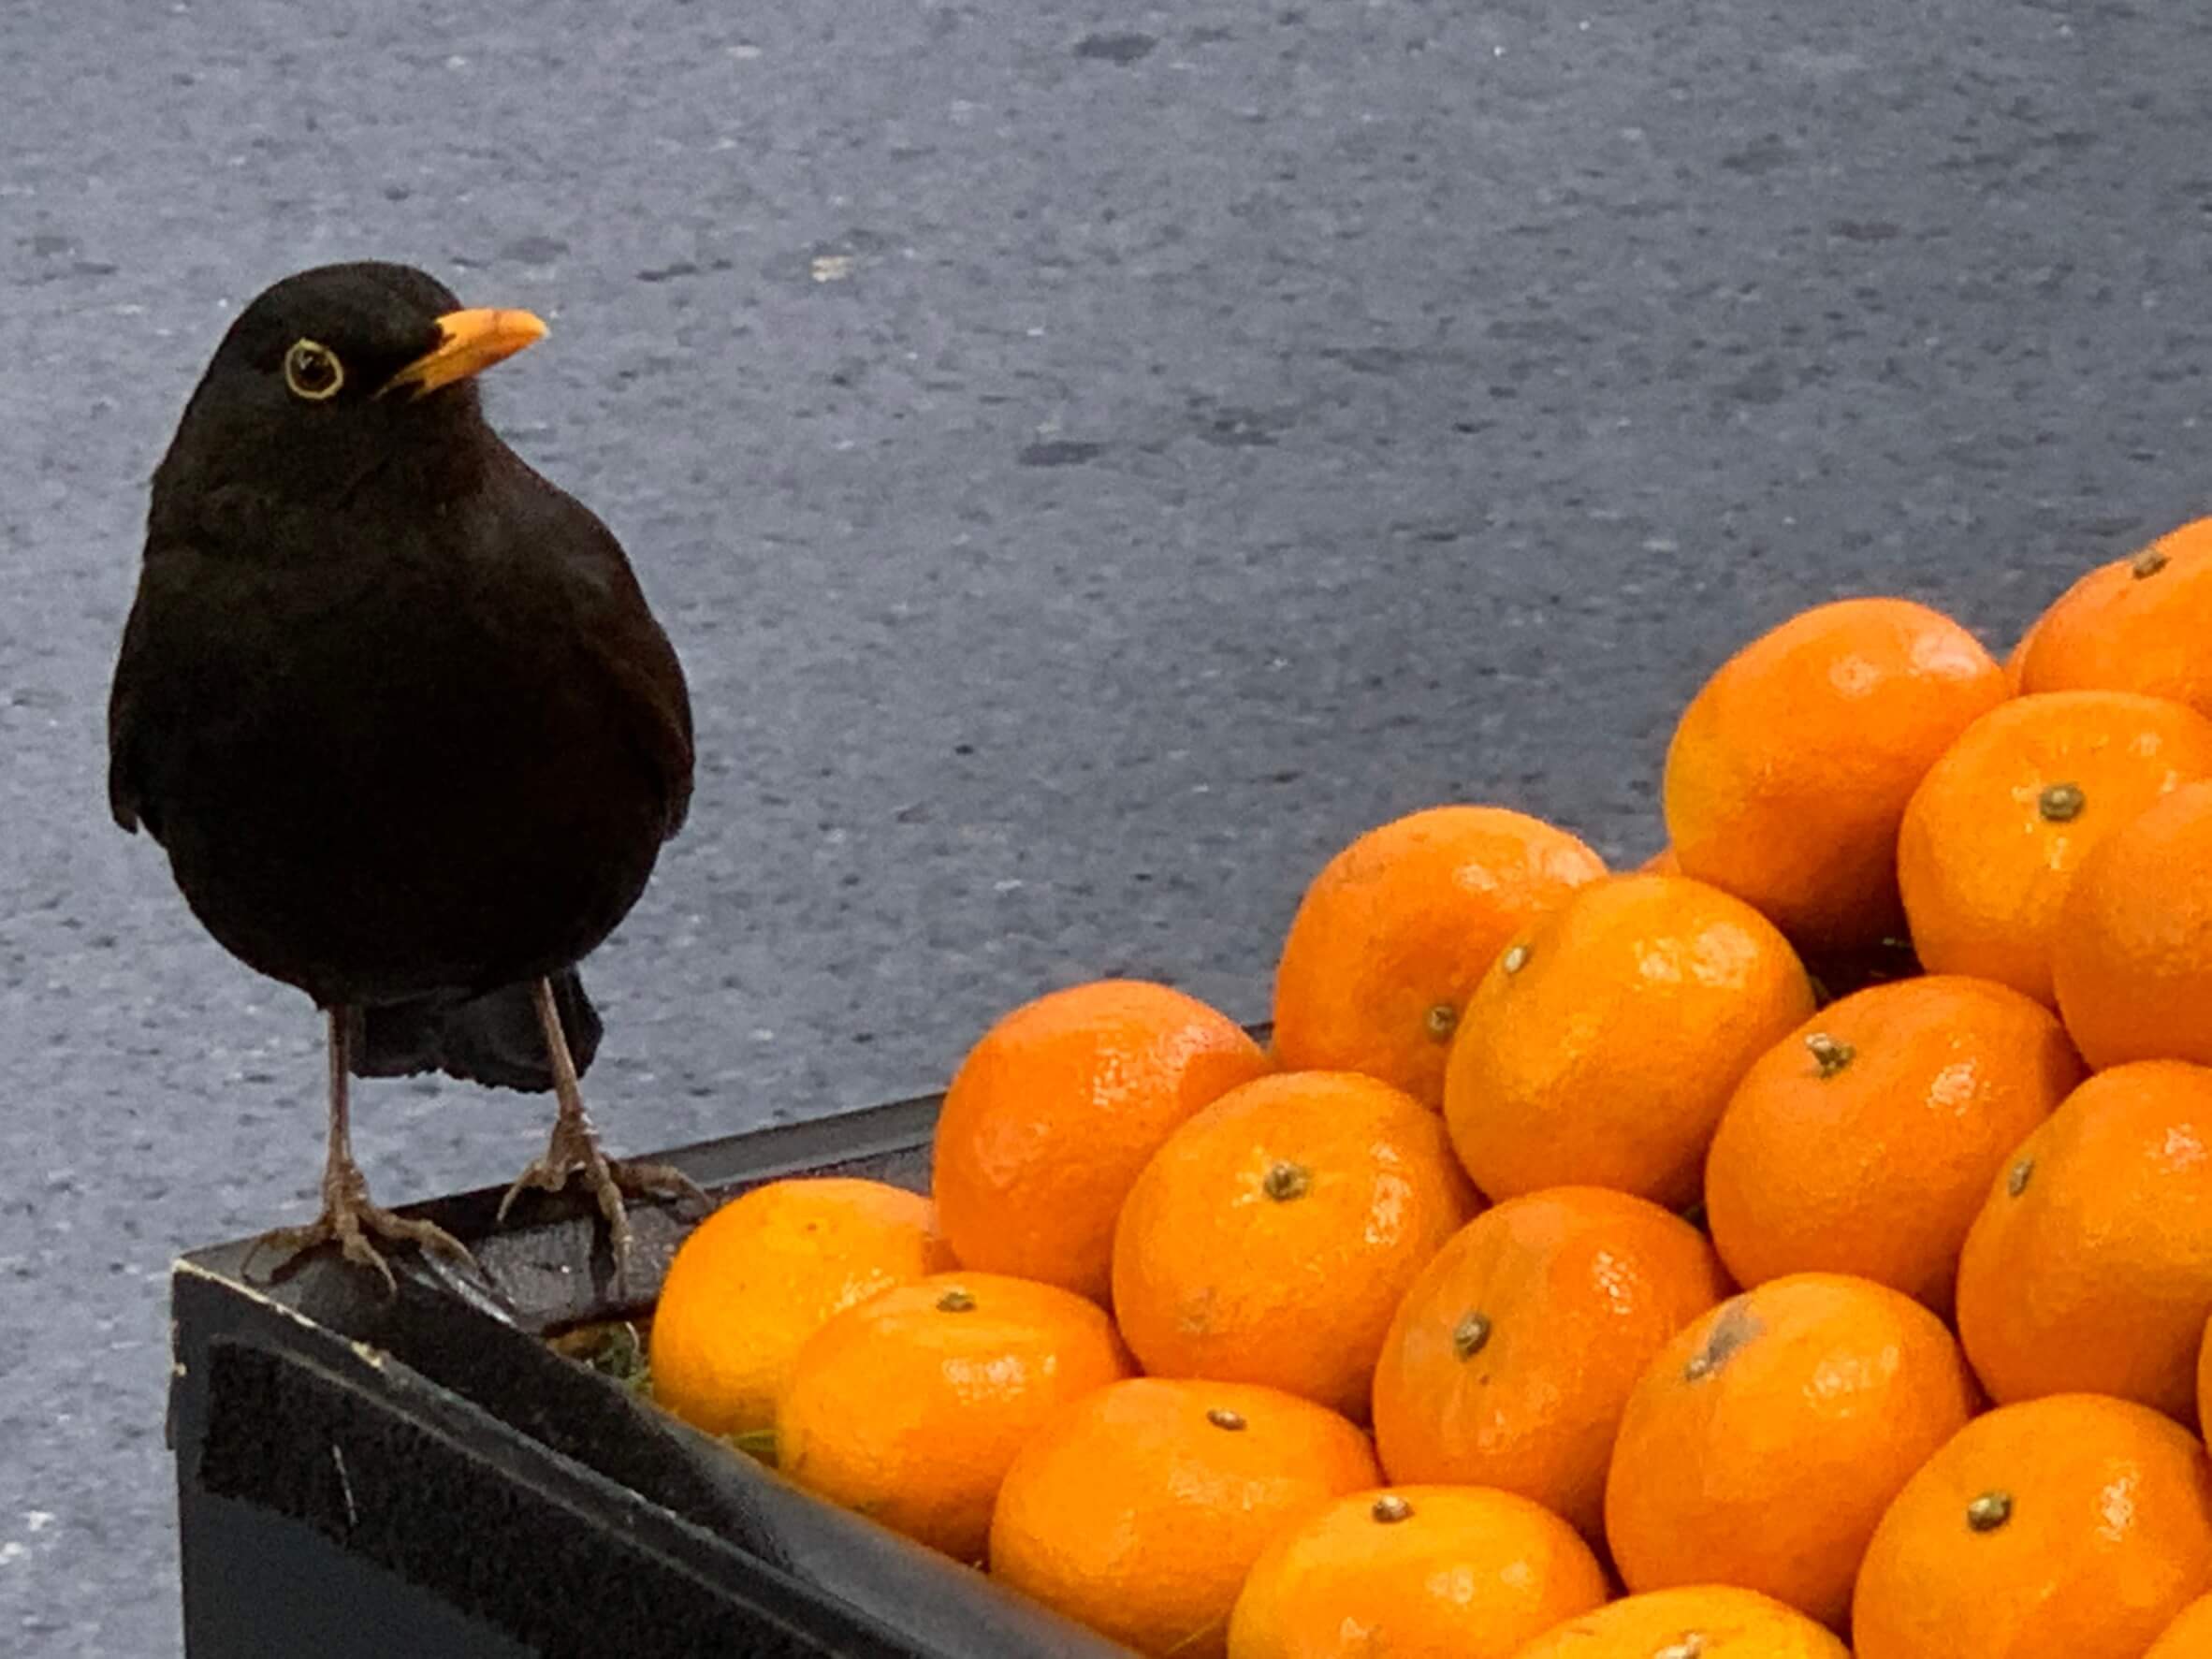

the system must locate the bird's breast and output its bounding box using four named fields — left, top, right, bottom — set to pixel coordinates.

left=134, top=536, right=671, bottom=1004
